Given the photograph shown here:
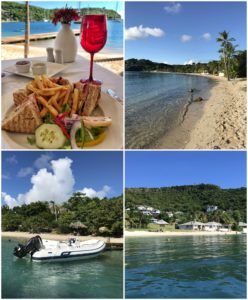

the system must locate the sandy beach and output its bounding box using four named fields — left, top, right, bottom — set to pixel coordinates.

left=2, top=231, right=123, bottom=243
left=1, top=44, right=123, bottom=75
left=185, top=76, right=246, bottom=149
left=125, top=230, right=242, bottom=237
